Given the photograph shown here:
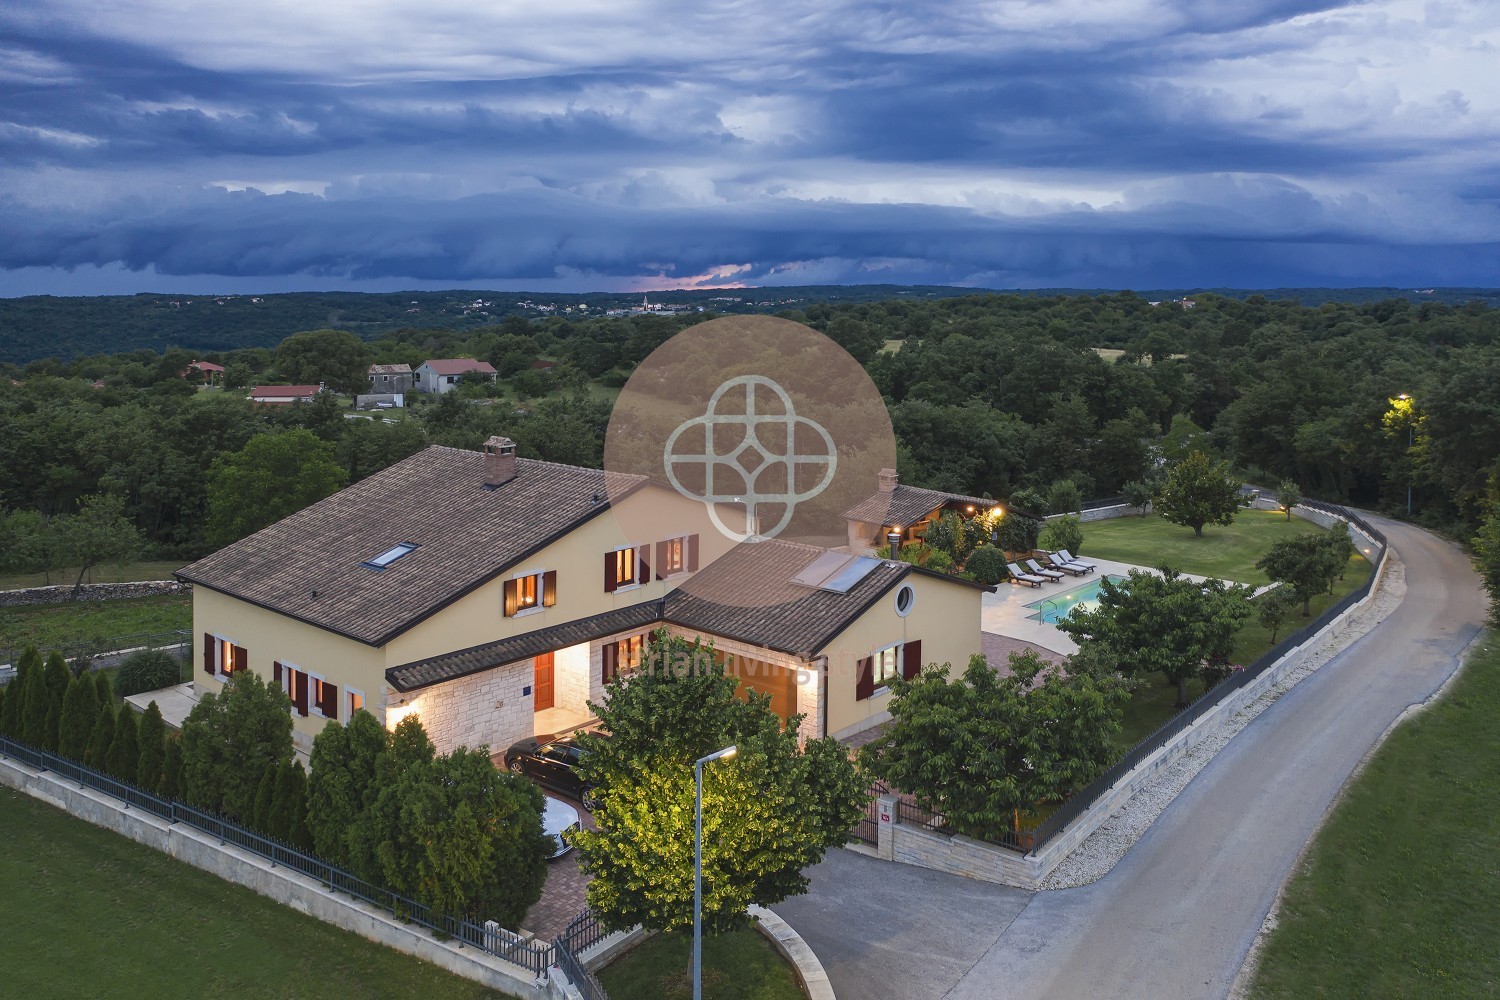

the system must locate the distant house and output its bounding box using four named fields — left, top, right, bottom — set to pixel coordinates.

left=529, top=359, right=558, bottom=371
left=368, top=363, right=414, bottom=394
left=355, top=392, right=405, bottom=411
left=249, top=384, right=322, bottom=405
left=185, top=360, right=226, bottom=384
left=414, top=358, right=498, bottom=395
